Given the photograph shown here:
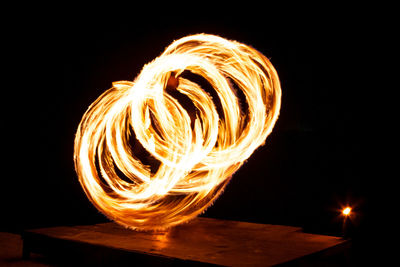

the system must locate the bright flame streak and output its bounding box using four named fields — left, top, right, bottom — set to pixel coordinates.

left=74, top=34, right=282, bottom=230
